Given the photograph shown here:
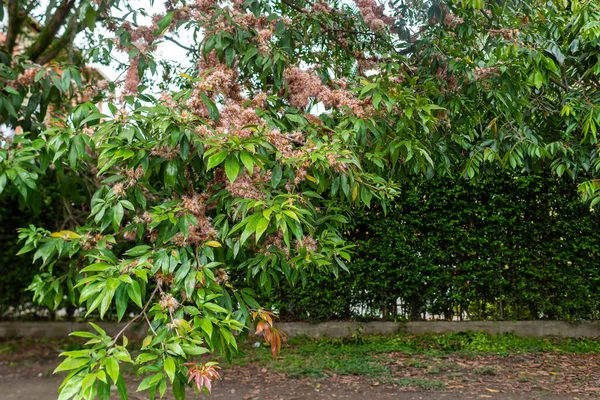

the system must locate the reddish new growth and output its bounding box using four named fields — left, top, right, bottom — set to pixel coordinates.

left=253, top=309, right=287, bottom=358
left=184, top=363, right=221, bottom=393
left=354, top=0, right=395, bottom=32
